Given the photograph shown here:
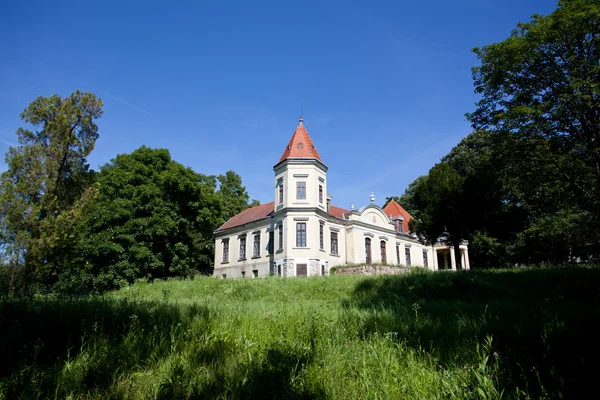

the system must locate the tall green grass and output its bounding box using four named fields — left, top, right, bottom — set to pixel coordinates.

left=1, top=267, right=598, bottom=399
